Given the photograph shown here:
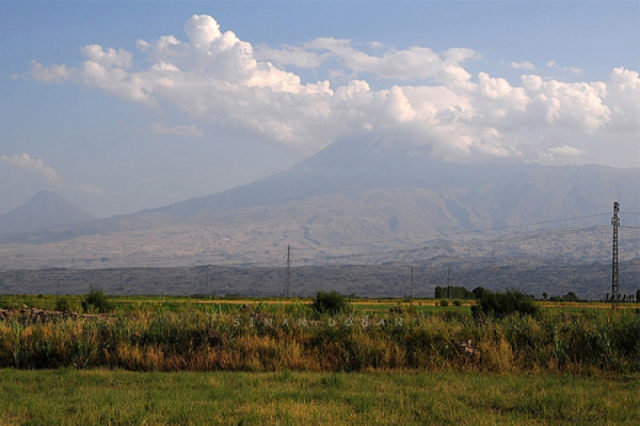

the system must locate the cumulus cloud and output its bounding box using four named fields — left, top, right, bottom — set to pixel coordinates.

left=1, top=154, right=106, bottom=194
left=255, top=44, right=327, bottom=68
left=304, top=37, right=477, bottom=86
left=549, top=144, right=584, bottom=156
left=546, top=60, right=583, bottom=75
left=1, top=153, right=62, bottom=185
left=510, top=61, right=536, bottom=70
left=29, top=61, right=74, bottom=83
left=27, top=14, right=640, bottom=165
